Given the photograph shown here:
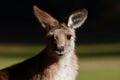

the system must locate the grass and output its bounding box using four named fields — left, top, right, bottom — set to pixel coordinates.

left=77, top=57, right=120, bottom=80
left=78, top=69, right=120, bottom=80
left=76, top=43, right=120, bottom=57
left=0, top=43, right=120, bottom=80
